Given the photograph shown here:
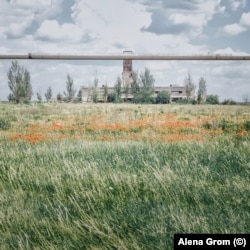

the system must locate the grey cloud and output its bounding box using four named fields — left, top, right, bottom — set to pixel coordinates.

left=142, top=0, right=201, bottom=10
left=57, top=0, right=75, bottom=25
left=82, top=33, right=98, bottom=43
left=162, top=0, right=200, bottom=10
left=22, top=20, right=40, bottom=37
left=142, top=9, right=191, bottom=35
